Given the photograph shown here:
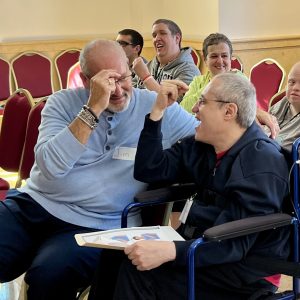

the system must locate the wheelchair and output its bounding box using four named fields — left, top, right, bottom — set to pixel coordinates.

left=121, top=137, right=300, bottom=300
